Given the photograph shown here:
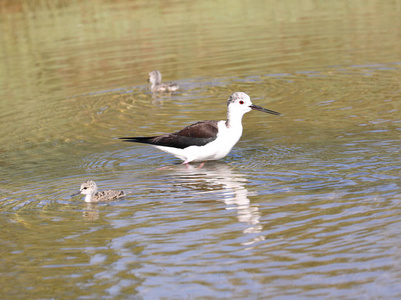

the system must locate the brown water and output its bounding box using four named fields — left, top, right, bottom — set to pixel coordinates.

left=1, top=0, right=401, bottom=298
